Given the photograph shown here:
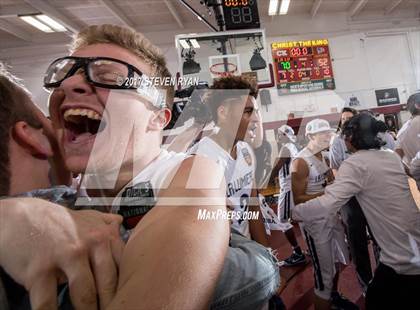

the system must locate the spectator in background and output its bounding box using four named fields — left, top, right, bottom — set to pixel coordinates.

left=377, top=120, right=396, bottom=150
left=395, top=92, right=420, bottom=172
left=385, top=116, right=398, bottom=137
left=330, top=107, right=357, bottom=171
